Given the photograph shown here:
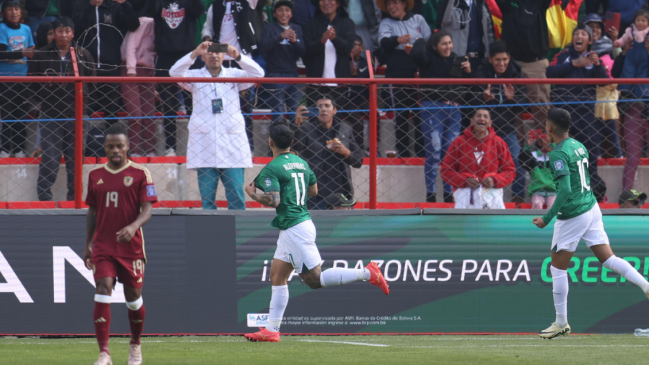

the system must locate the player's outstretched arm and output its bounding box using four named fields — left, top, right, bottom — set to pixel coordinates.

left=116, top=201, right=154, bottom=243
left=307, top=184, right=318, bottom=197
left=84, top=206, right=97, bottom=270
